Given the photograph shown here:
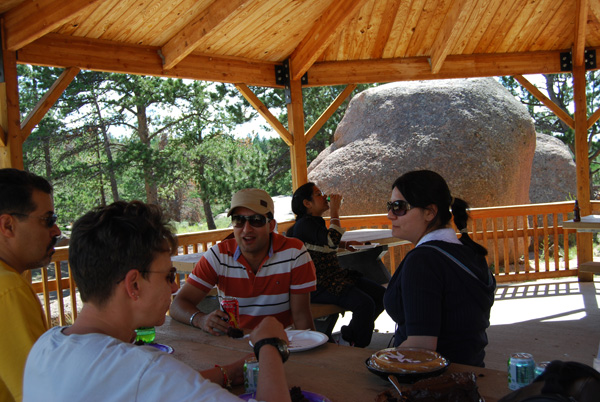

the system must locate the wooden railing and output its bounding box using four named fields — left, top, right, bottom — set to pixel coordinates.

left=37, top=201, right=599, bottom=327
